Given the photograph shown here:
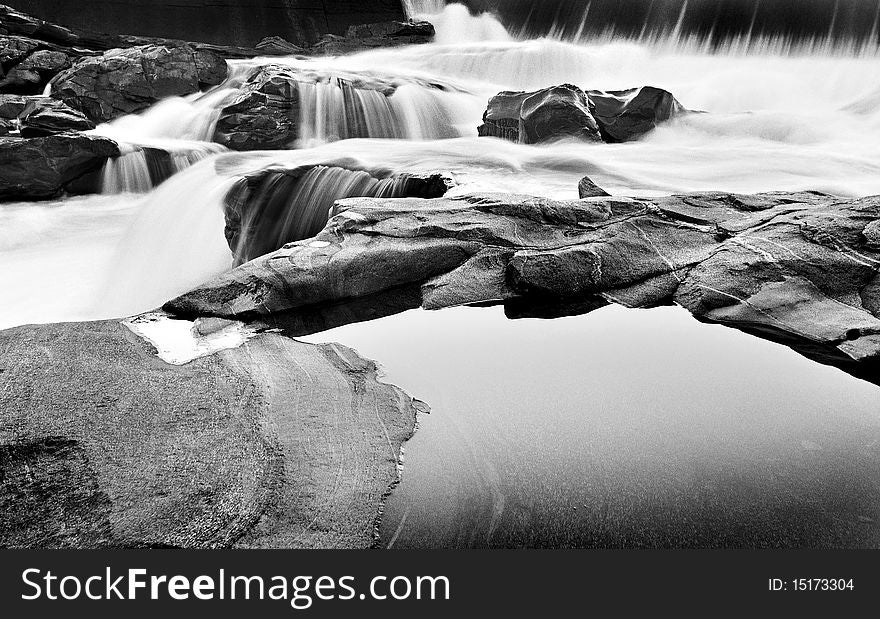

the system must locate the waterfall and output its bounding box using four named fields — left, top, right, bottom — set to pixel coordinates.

left=101, top=142, right=226, bottom=194
left=295, top=76, right=461, bottom=146
left=233, top=165, right=447, bottom=263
